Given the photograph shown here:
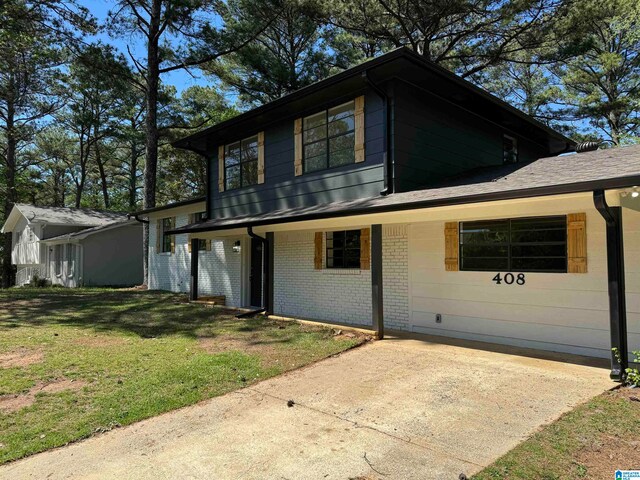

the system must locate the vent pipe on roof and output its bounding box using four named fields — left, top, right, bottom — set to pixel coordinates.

left=575, top=140, right=616, bottom=153
left=575, top=141, right=601, bottom=153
